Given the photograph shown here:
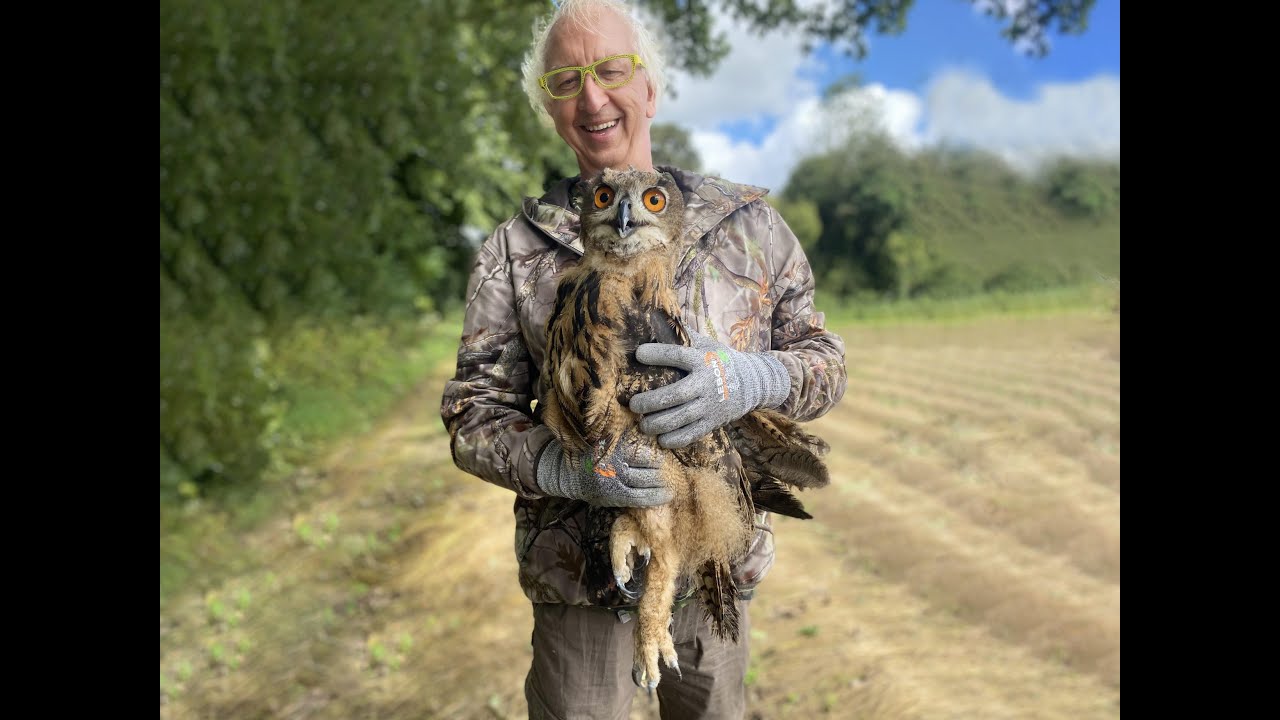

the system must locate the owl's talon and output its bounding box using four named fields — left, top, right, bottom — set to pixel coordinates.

left=611, top=518, right=650, bottom=602
left=634, top=641, right=664, bottom=689
left=617, top=559, right=647, bottom=603
left=660, top=630, right=679, bottom=680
